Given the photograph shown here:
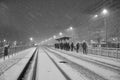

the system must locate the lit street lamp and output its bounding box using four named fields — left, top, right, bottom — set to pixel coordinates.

left=88, top=14, right=99, bottom=44
left=67, top=26, right=73, bottom=31
left=29, top=37, right=34, bottom=46
left=53, top=35, right=56, bottom=39
left=102, top=9, right=108, bottom=15
left=93, top=14, right=98, bottom=18
left=29, top=37, right=33, bottom=41
left=59, top=32, right=63, bottom=36
left=69, top=26, right=73, bottom=30
left=3, top=39, right=6, bottom=42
